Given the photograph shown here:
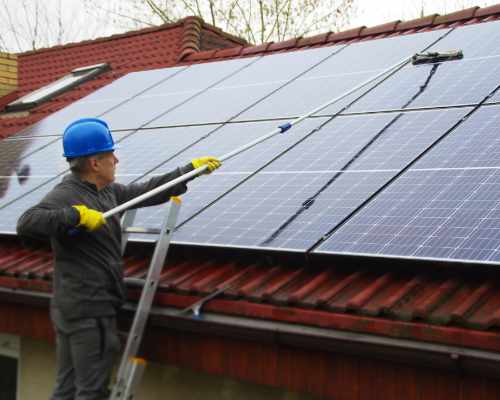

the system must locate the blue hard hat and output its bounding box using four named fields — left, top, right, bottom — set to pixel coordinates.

left=63, top=118, right=116, bottom=158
